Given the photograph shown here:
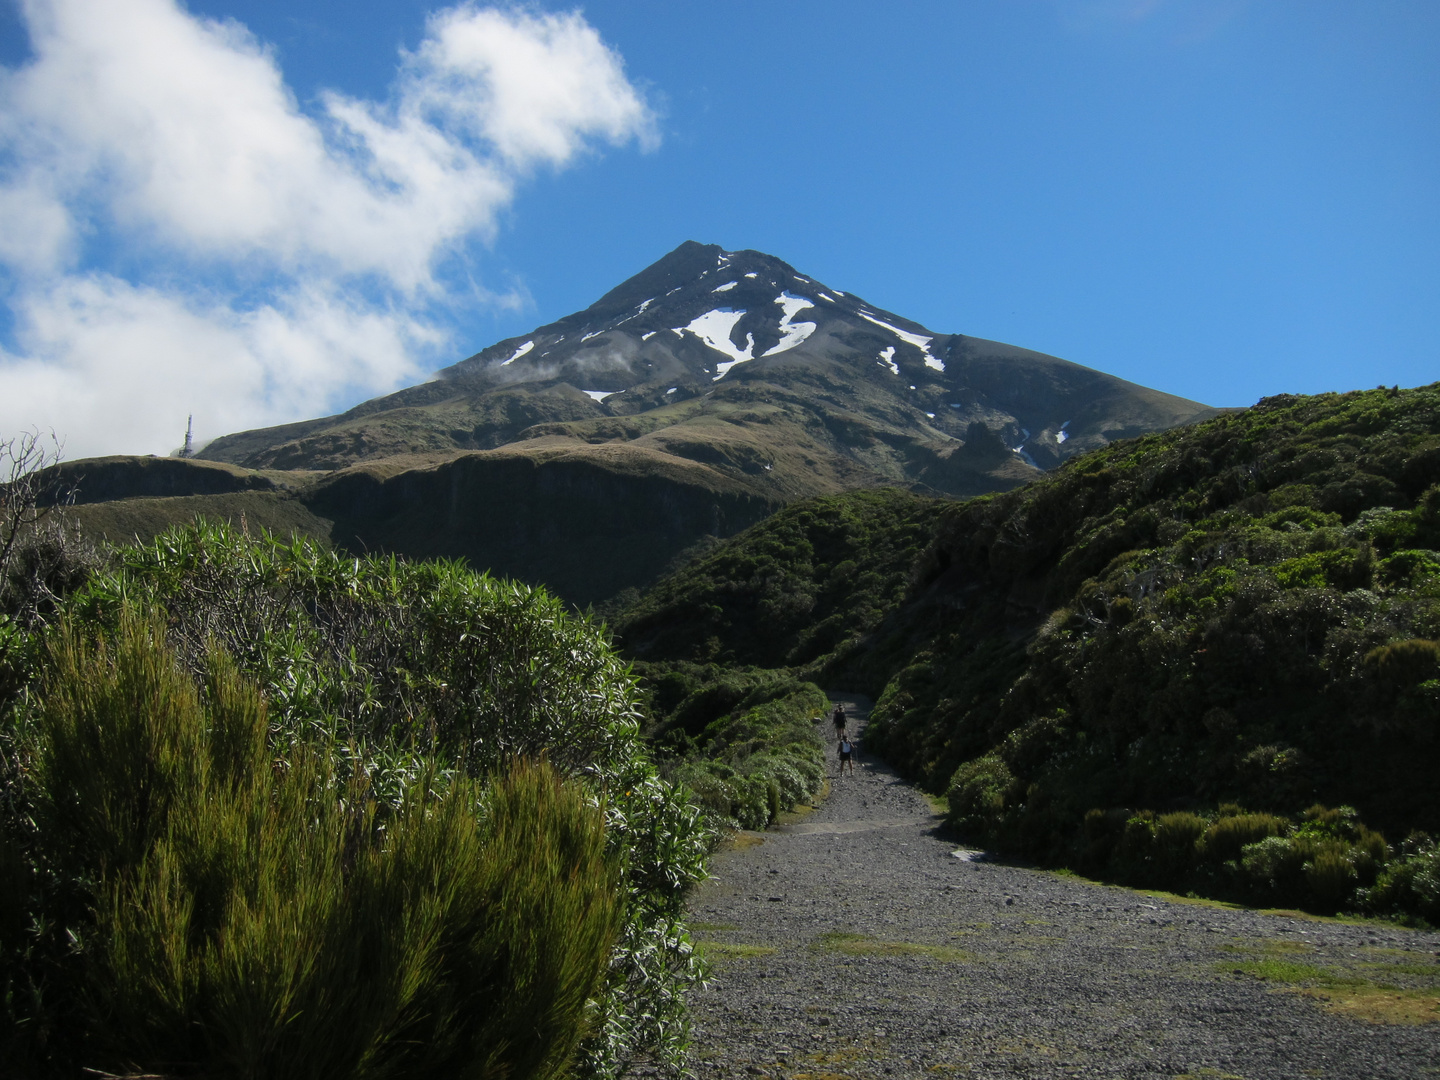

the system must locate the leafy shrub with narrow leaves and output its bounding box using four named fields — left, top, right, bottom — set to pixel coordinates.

left=3, top=613, right=621, bottom=1080
left=945, top=756, right=1015, bottom=838
left=0, top=523, right=712, bottom=1078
